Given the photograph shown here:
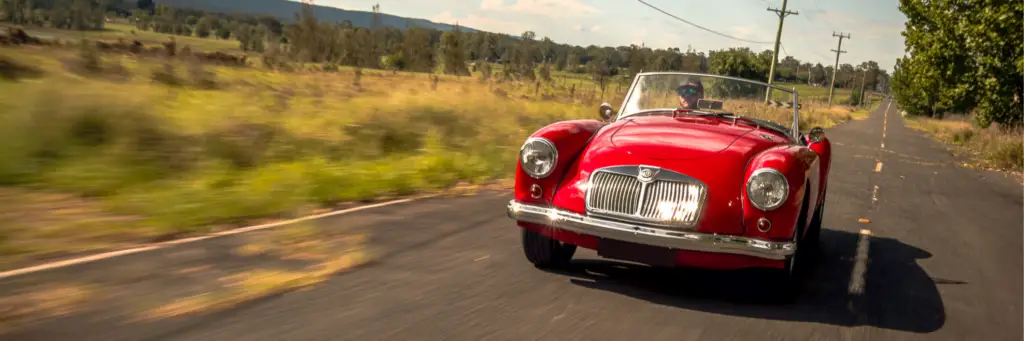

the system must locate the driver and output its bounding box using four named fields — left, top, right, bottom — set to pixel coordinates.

left=676, top=78, right=705, bottom=109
